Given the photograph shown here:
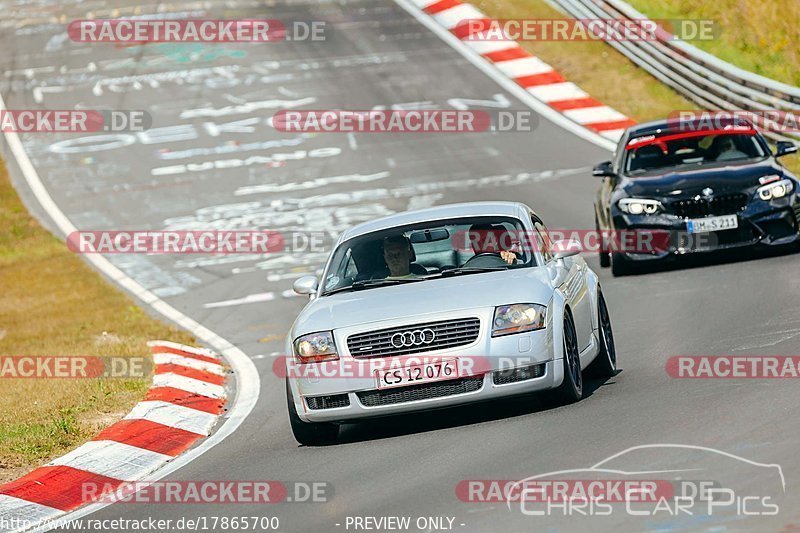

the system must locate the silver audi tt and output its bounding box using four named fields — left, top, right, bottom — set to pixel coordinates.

left=285, top=202, right=617, bottom=445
